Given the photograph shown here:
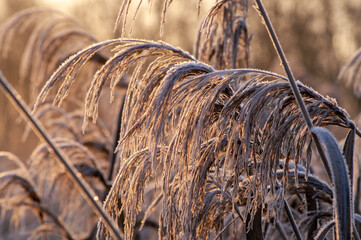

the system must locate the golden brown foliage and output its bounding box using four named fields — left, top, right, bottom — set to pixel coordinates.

left=1, top=1, right=361, bottom=239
